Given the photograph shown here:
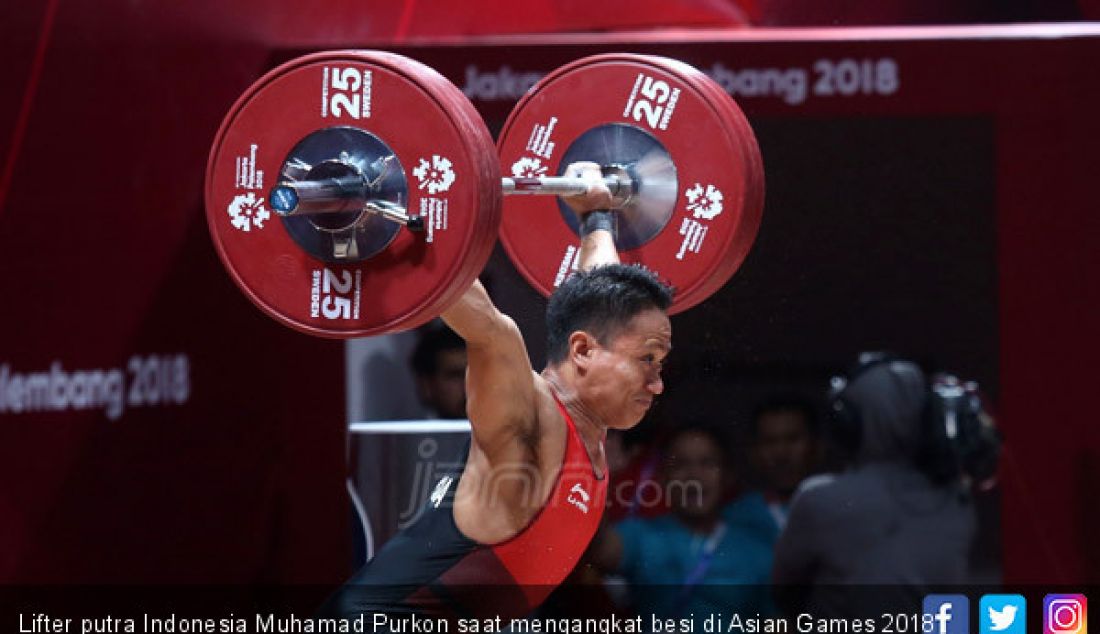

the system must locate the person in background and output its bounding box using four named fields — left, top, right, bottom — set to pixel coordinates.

left=410, top=324, right=468, bottom=419
left=726, top=396, right=821, bottom=541
left=590, top=421, right=774, bottom=621
left=772, top=354, right=977, bottom=618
